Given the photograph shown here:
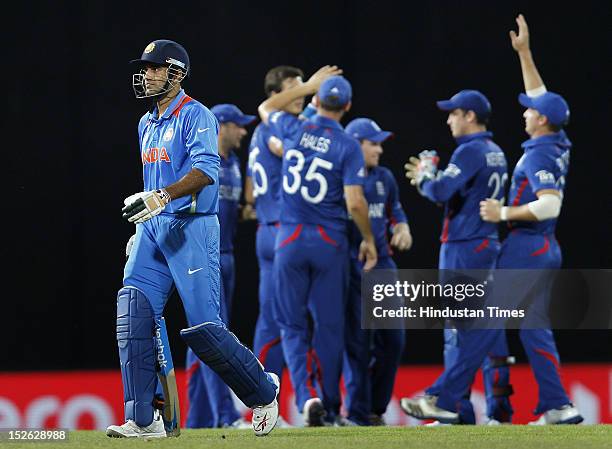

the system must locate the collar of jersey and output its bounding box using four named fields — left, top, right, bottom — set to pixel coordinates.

left=309, top=114, right=344, bottom=131
left=150, top=89, right=188, bottom=121
left=521, top=130, right=571, bottom=150
left=454, top=131, right=493, bottom=145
